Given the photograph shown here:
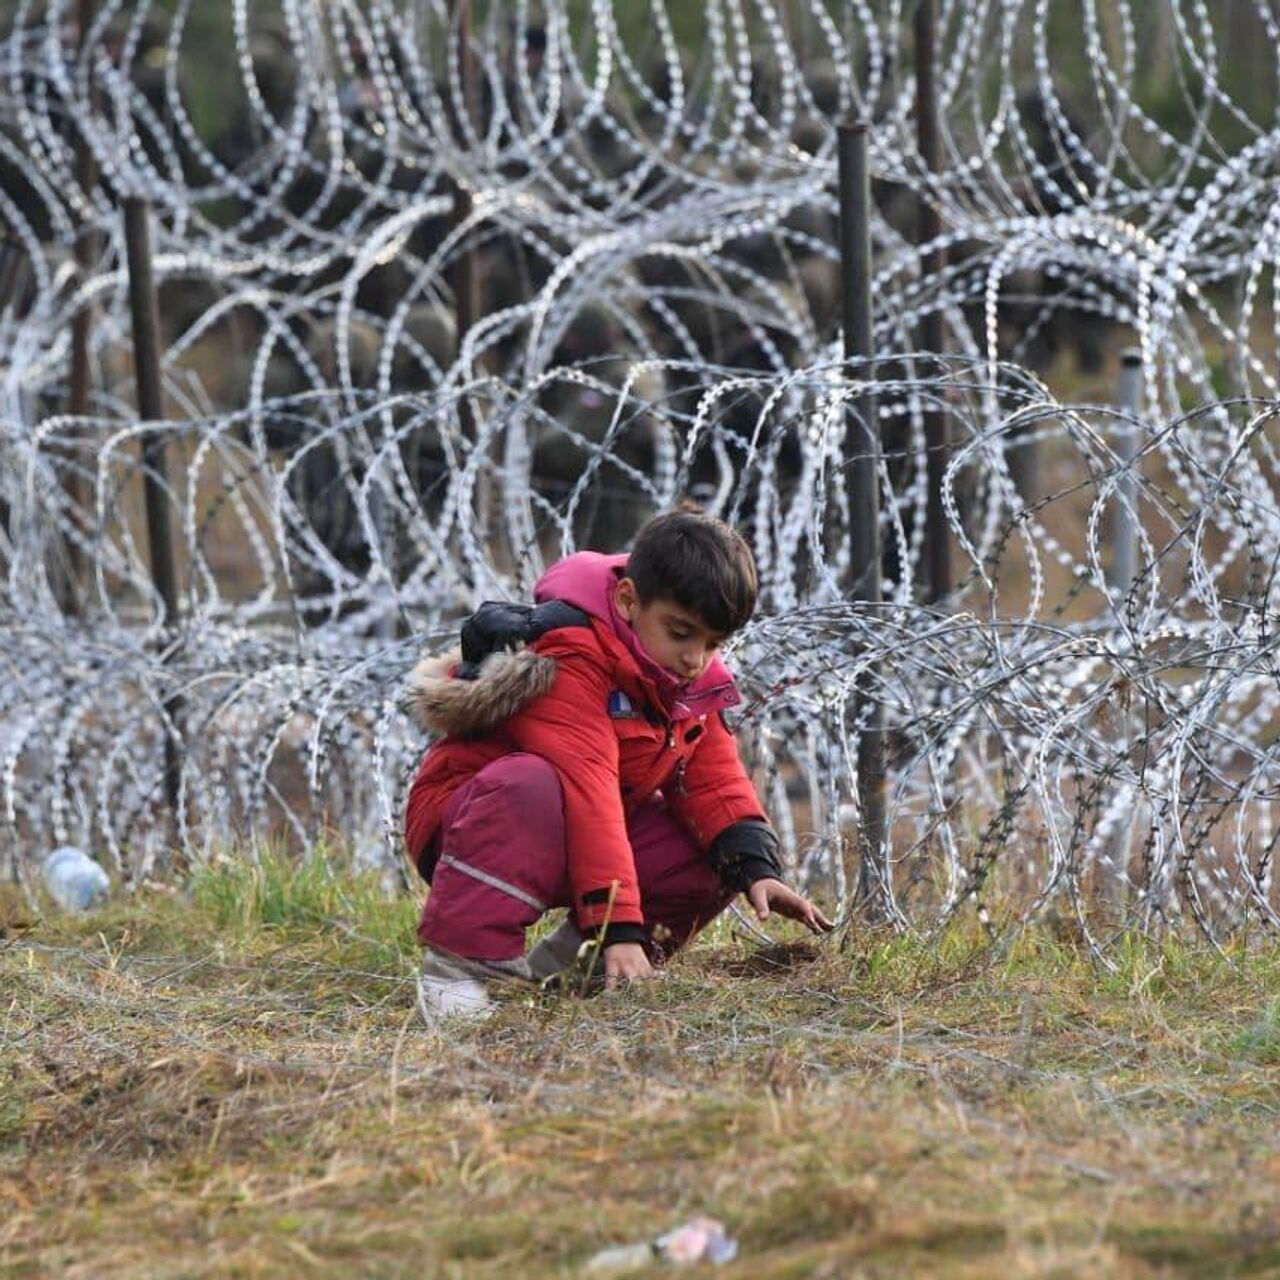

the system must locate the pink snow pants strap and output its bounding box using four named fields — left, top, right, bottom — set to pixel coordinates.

left=417, top=752, right=734, bottom=963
